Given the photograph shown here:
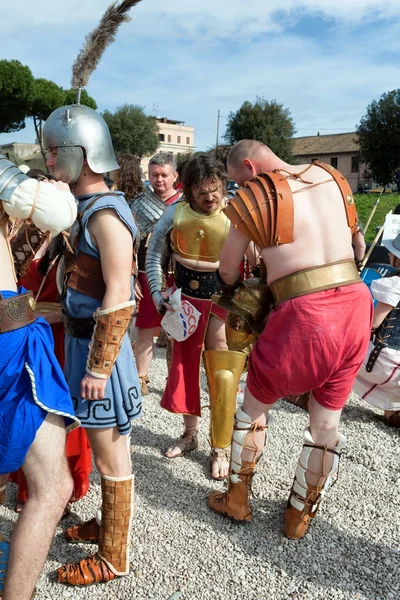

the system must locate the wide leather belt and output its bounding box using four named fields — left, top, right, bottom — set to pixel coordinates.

left=0, top=291, right=36, bottom=333
left=270, top=260, right=361, bottom=305
left=63, top=313, right=95, bottom=338
left=175, top=263, right=218, bottom=299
